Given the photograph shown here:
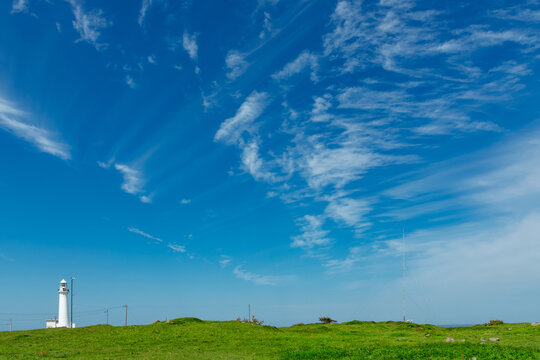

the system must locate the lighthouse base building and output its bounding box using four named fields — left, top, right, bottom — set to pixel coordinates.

left=46, top=279, right=75, bottom=328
